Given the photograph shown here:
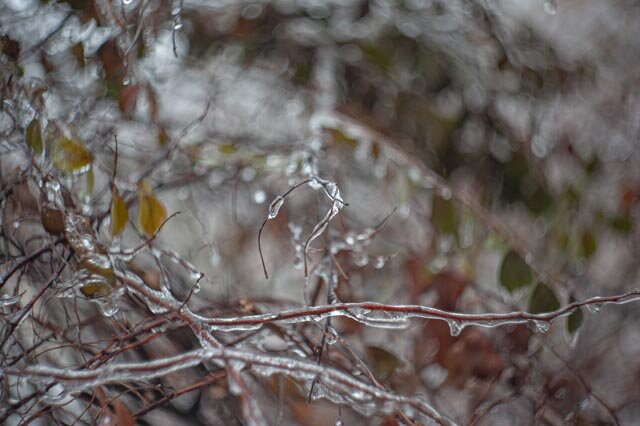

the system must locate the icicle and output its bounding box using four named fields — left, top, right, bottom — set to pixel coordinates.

left=447, top=320, right=463, bottom=337
left=532, top=320, right=550, bottom=333
left=586, top=303, right=602, bottom=313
